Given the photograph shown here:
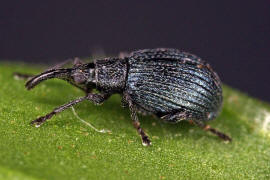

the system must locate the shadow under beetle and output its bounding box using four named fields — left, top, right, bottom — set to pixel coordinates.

left=18, top=48, right=232, bottom=146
